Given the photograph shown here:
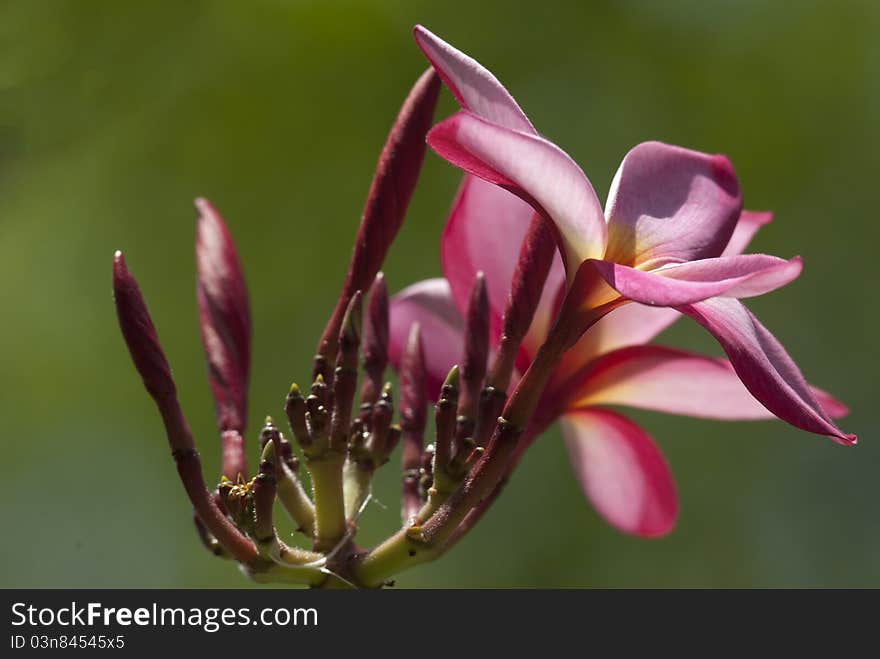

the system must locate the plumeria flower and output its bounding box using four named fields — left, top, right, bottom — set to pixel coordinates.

left=111, top=24, right=855, bottom=588
left=387, top=26, right=853, bottom=537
